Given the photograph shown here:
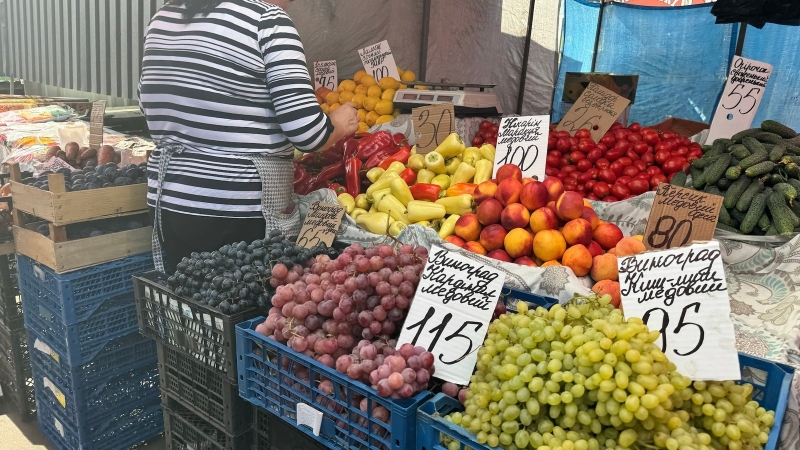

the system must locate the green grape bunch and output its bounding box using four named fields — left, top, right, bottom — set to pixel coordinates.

left=444, top=295, right=775, bottom=450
